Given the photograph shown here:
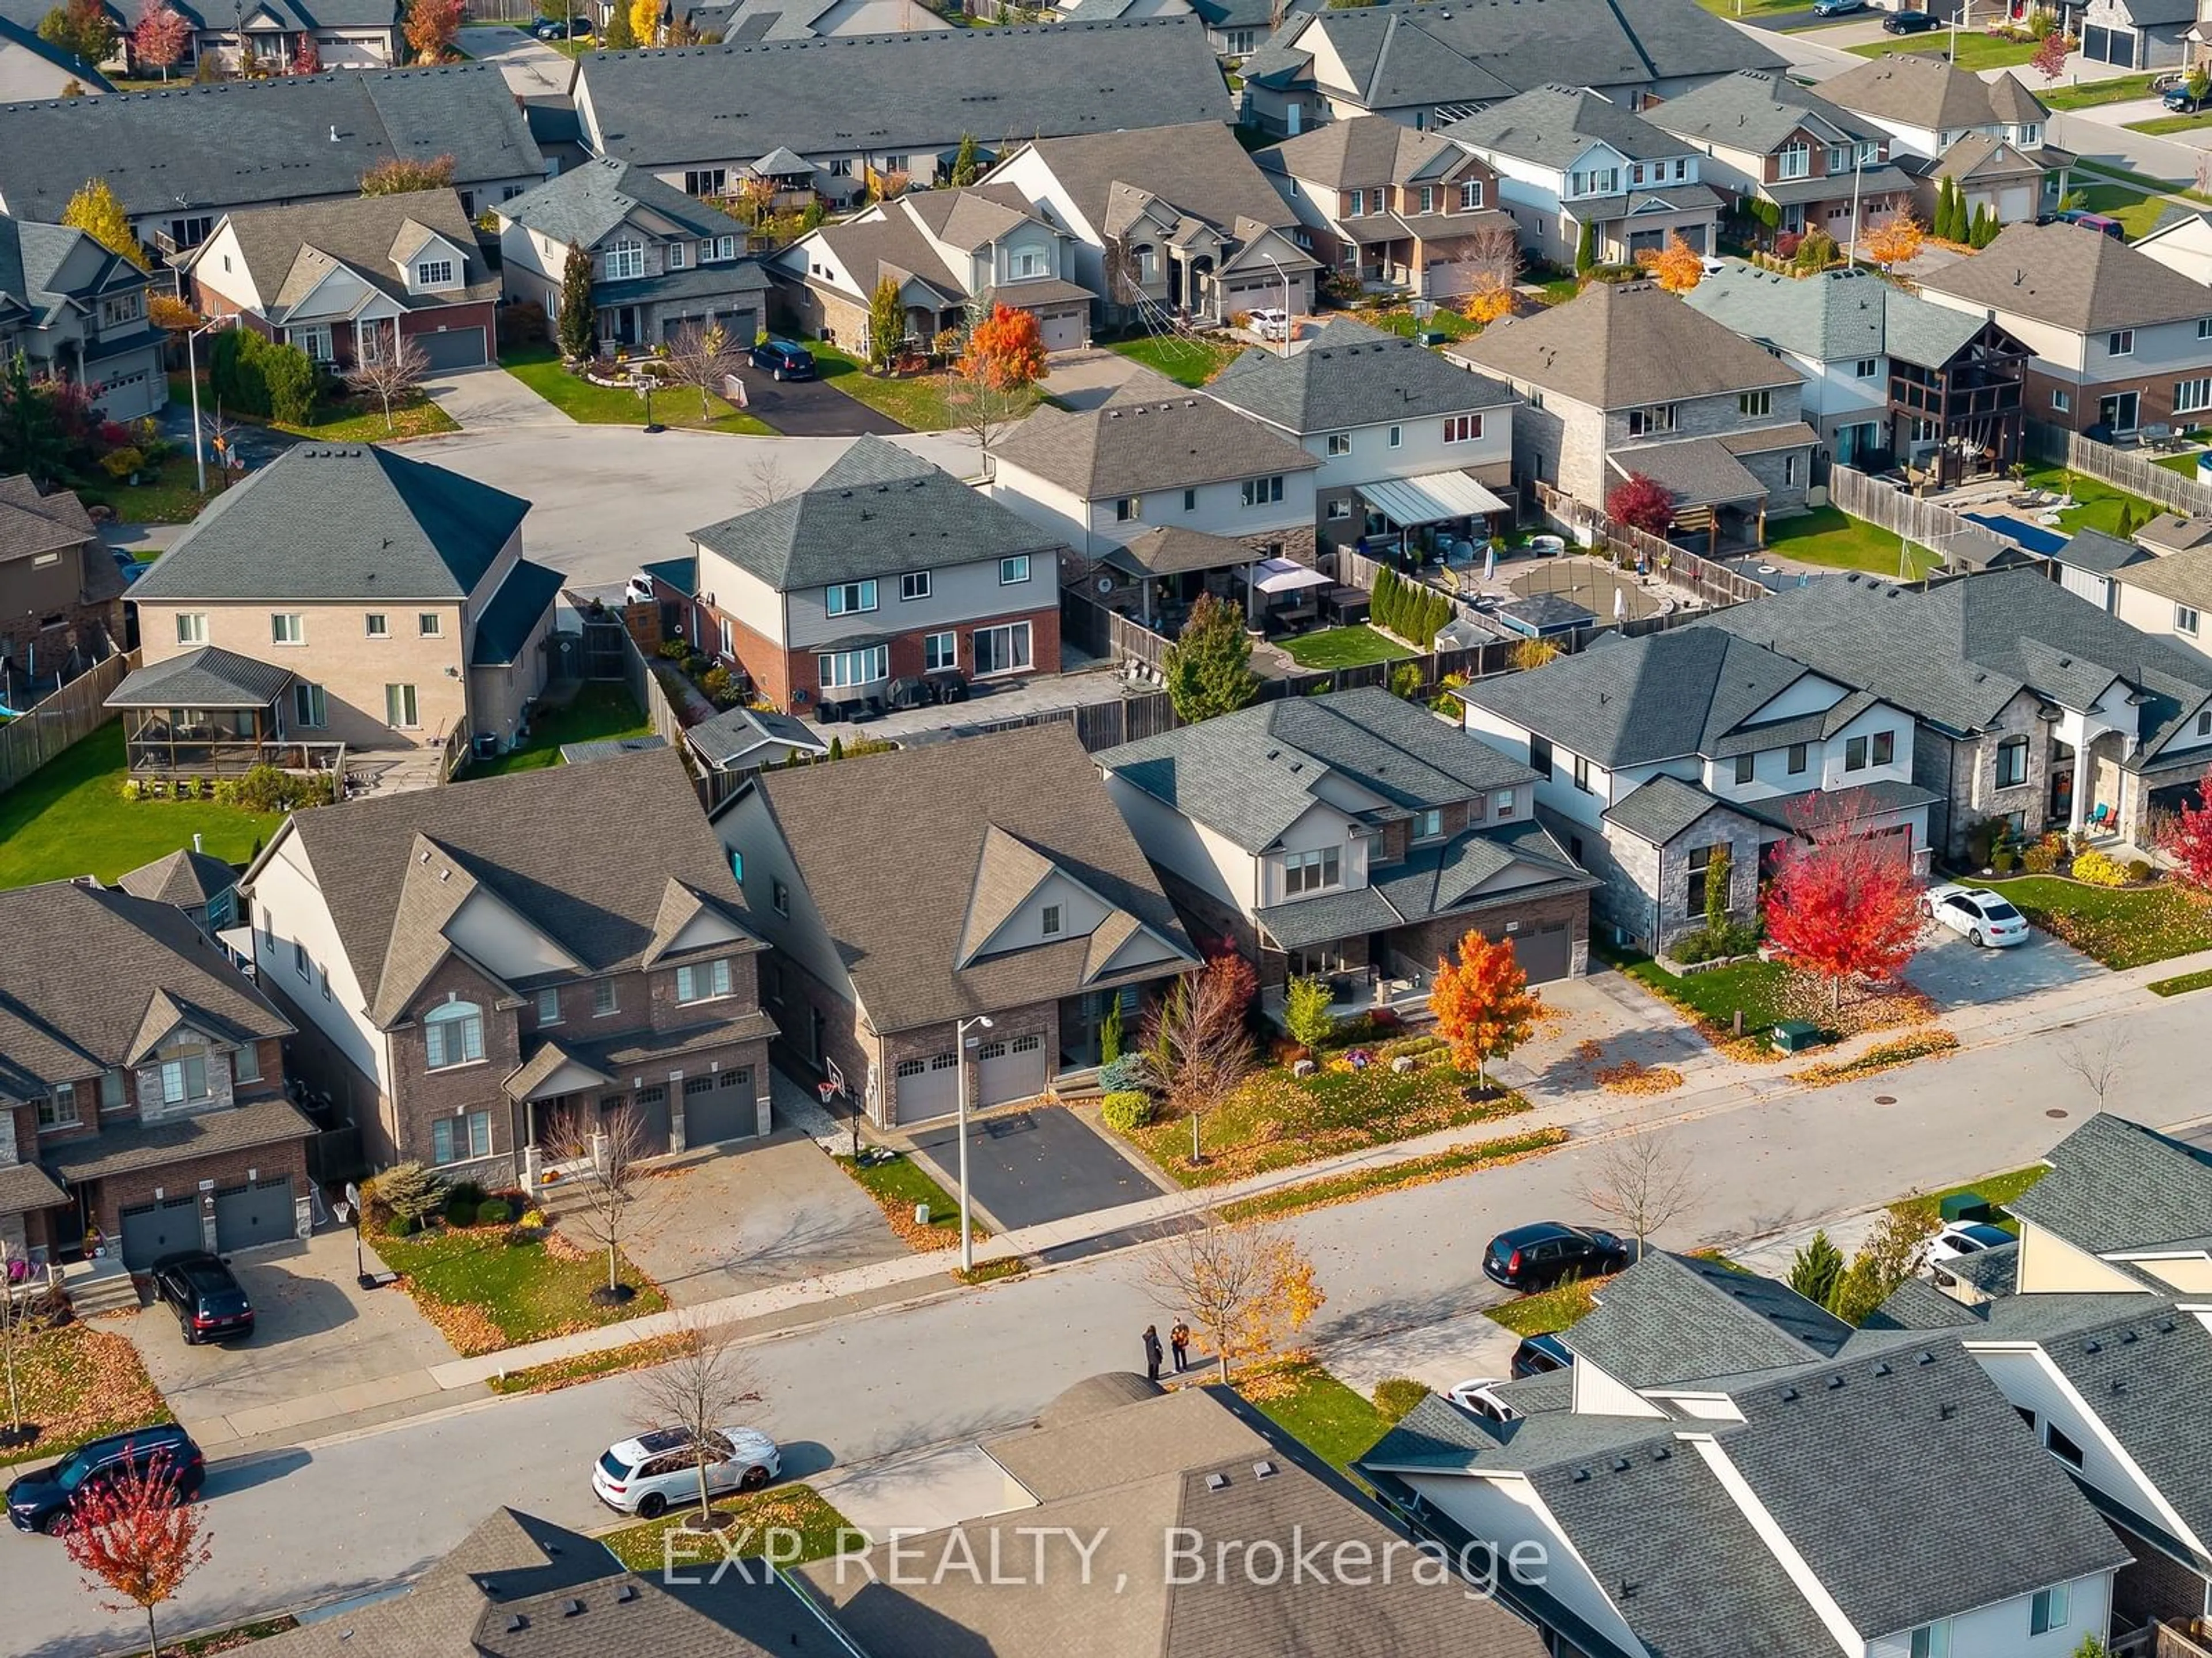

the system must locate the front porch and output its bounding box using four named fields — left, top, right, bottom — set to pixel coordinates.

left=1259, top=952, right=1438, bottom=1028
